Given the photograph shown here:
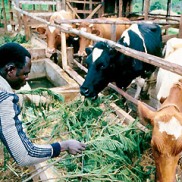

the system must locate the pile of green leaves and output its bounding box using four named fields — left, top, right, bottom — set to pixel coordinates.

left=19, top=89, right=154, bottom=182
left=0, top=33, right=28, bottom=46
